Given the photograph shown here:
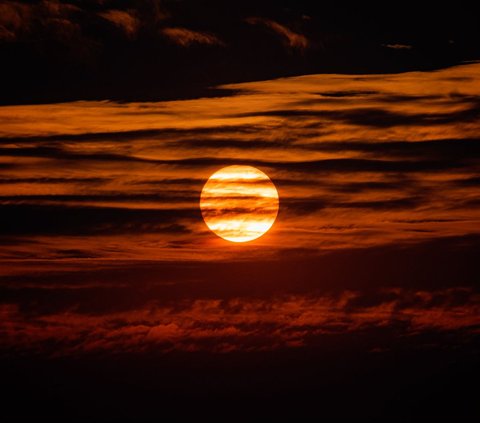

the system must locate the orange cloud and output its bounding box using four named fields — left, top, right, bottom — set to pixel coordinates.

left=161, top=26, right=225, bottom=47
left=0, top=63, right=479, bottom=261
left=246, top=17, right=309, bottom=51
left=99, top=9, right=139, bottom=39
